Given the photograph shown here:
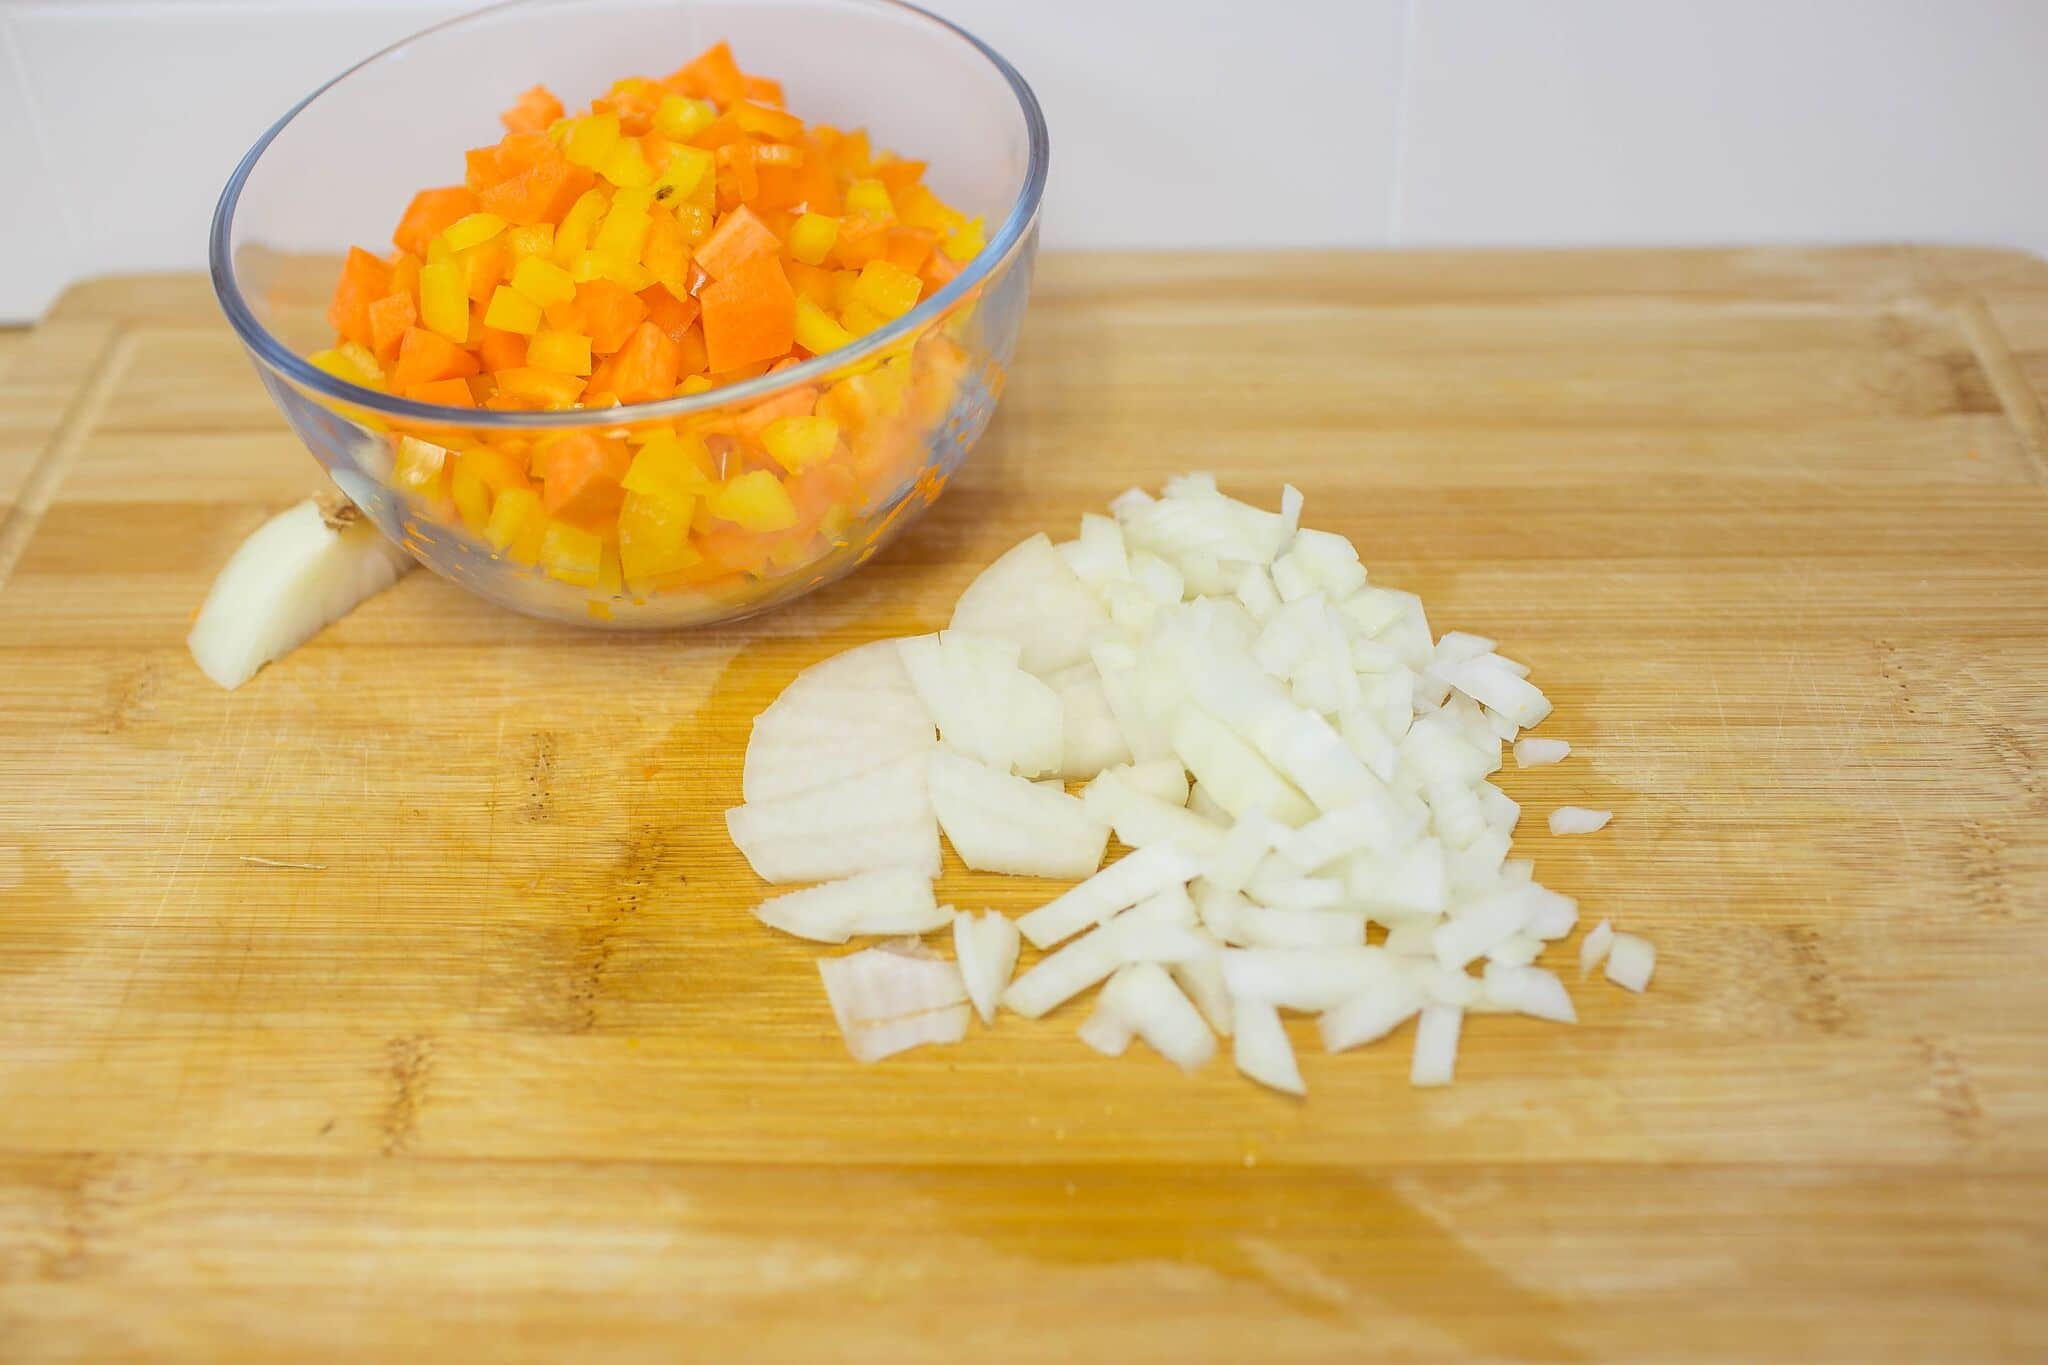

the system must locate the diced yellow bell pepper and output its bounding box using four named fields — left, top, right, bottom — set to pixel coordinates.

left=851, top=259, right=922, bottom=319
left=654, top=95, right=718, bottom=141
left=418, top=262, right=469, bottom=343
left=553, top=188, right=611, bottom=264
left=450, top=452, right=492, bottom=533
left=563, top=114, right=623, bottom=170
left=787, top=213, right=839, bottom=267
left=438, top=211, right=506, bottom=254
left=792, top=295, right=856, bottom=356
left=593, top=188, right=654, bottom=261
left=941, top=217, right=986, bottom=262
left=528, top=330, right=593, bottom=377
left=595, top=538, right=623, bottom=597
left=610, top=76, right=660, bottom=102
left=844, top=178, right=894, bottom=219
left=510, top=254, right=576, bottom=307
left=711, top=471, right=798, bottom=532
left=395, top=435, right=449, bottom=497
left=652, top=144, right=715, bottom=205
left=541, top=519, right=605, bottom=586
left=485, top=487, right=546, bottom=563
left=839, top=299, right=890, bottom=337
left=601, top=138, right=655, bottom=190
left=426, top=236, right=453, bottom=265
left=622, top=431, right=716, bottom=499
left=760, top=415, right=840, bottom=472
left=506, top=222, right=555, bottom=260
left=484, top=285, right=543, bottom=335
left=679, top=374, right=713, bottom=395
left=617, top=488, right=702, bottom=590
left=308, top=346, right=384, bottom=390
